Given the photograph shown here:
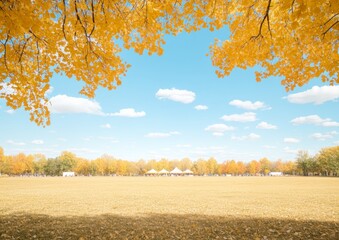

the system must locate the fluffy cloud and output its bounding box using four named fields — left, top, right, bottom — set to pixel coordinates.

left=231, top=133, right=260, bottom=141
left=256, top=121, right=277, bottom=129
left=221, top=112, right=257, bottom=122
left=311, top=131, right=337, bottom=141
left=6, top=109, right=14, bottom=114
left=100, top=123, right=111, bottom=129
left=156, top=88, right=195, bottom=104
left=194, top=105, right=208, bottom=110
left=291, top=115, right=339, bottom=127
left=32, top=140, right=44, bottom=145
left=145, top=131, right=180, bottom=138
left=284, top=138, right=300, bottom=143
left=7, top=140, right=26, bottom=146
left=286, top=86, right=339, bottom=105
left=205, top=124, right=235, bottom=136
left=49, top=95, right=104, bottom=115
left=229, top=100, right=269, bottom=110
left=109, top=108, right=146, bottom=117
